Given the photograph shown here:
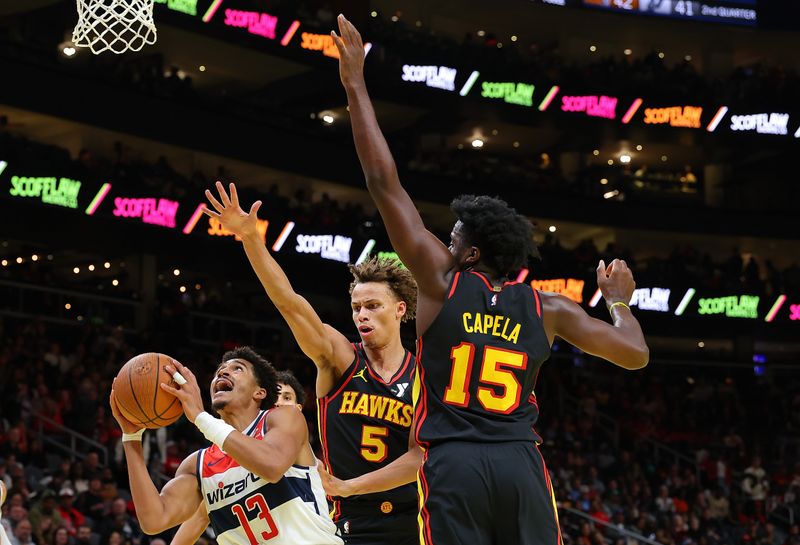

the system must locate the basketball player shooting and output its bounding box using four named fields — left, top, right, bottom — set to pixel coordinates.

left=332, top=14, right=649, bottom=545
left=109, top=347, right=342, bottom=545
